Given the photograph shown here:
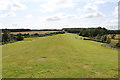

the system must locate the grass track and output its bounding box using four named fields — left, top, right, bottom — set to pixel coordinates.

left=2, top=33, right=118, bottom=78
